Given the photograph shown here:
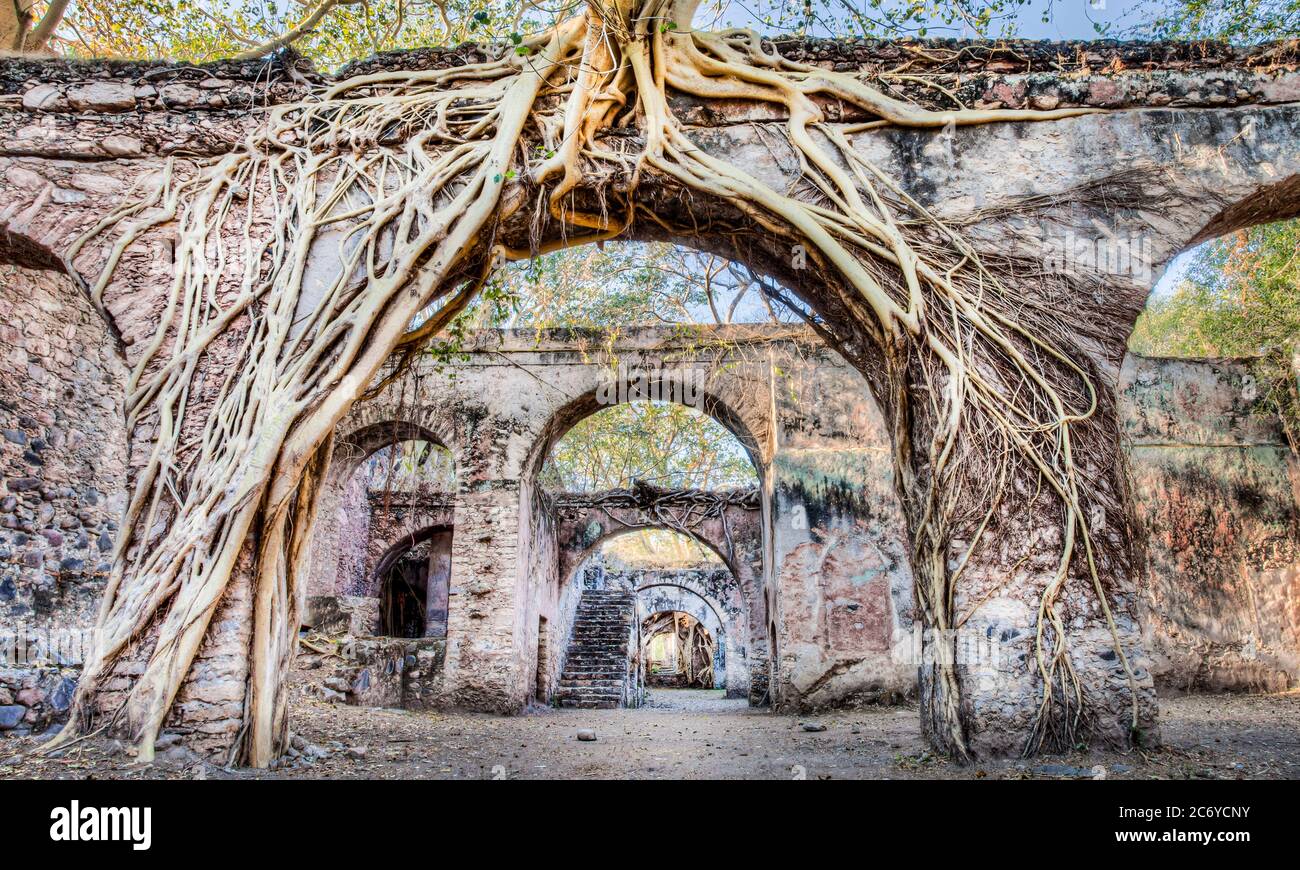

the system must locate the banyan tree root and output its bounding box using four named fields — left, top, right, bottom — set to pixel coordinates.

left=50, top=0, right=1141, bottom=766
